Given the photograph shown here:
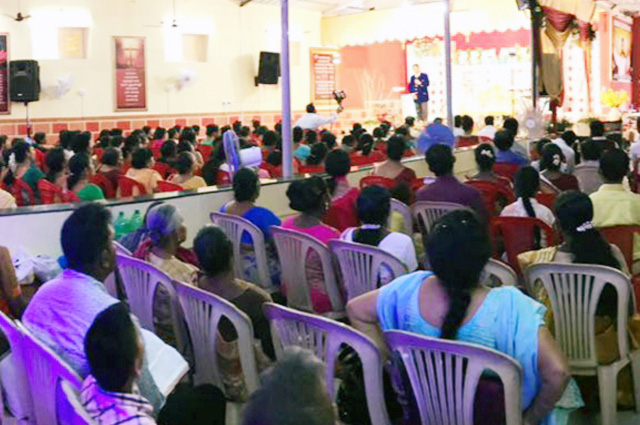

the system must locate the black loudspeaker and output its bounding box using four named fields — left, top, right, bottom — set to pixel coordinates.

left=256, top=52, right=280, bottom=85
left=10, top=60, right=40, bottom=102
